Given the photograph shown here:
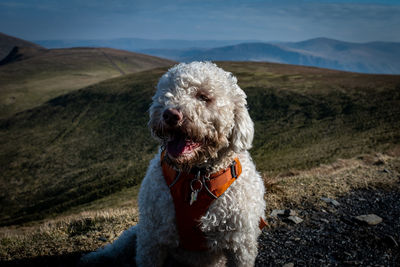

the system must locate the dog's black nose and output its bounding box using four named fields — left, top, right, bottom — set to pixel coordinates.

left=163, top=108, right=183, bottom=126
